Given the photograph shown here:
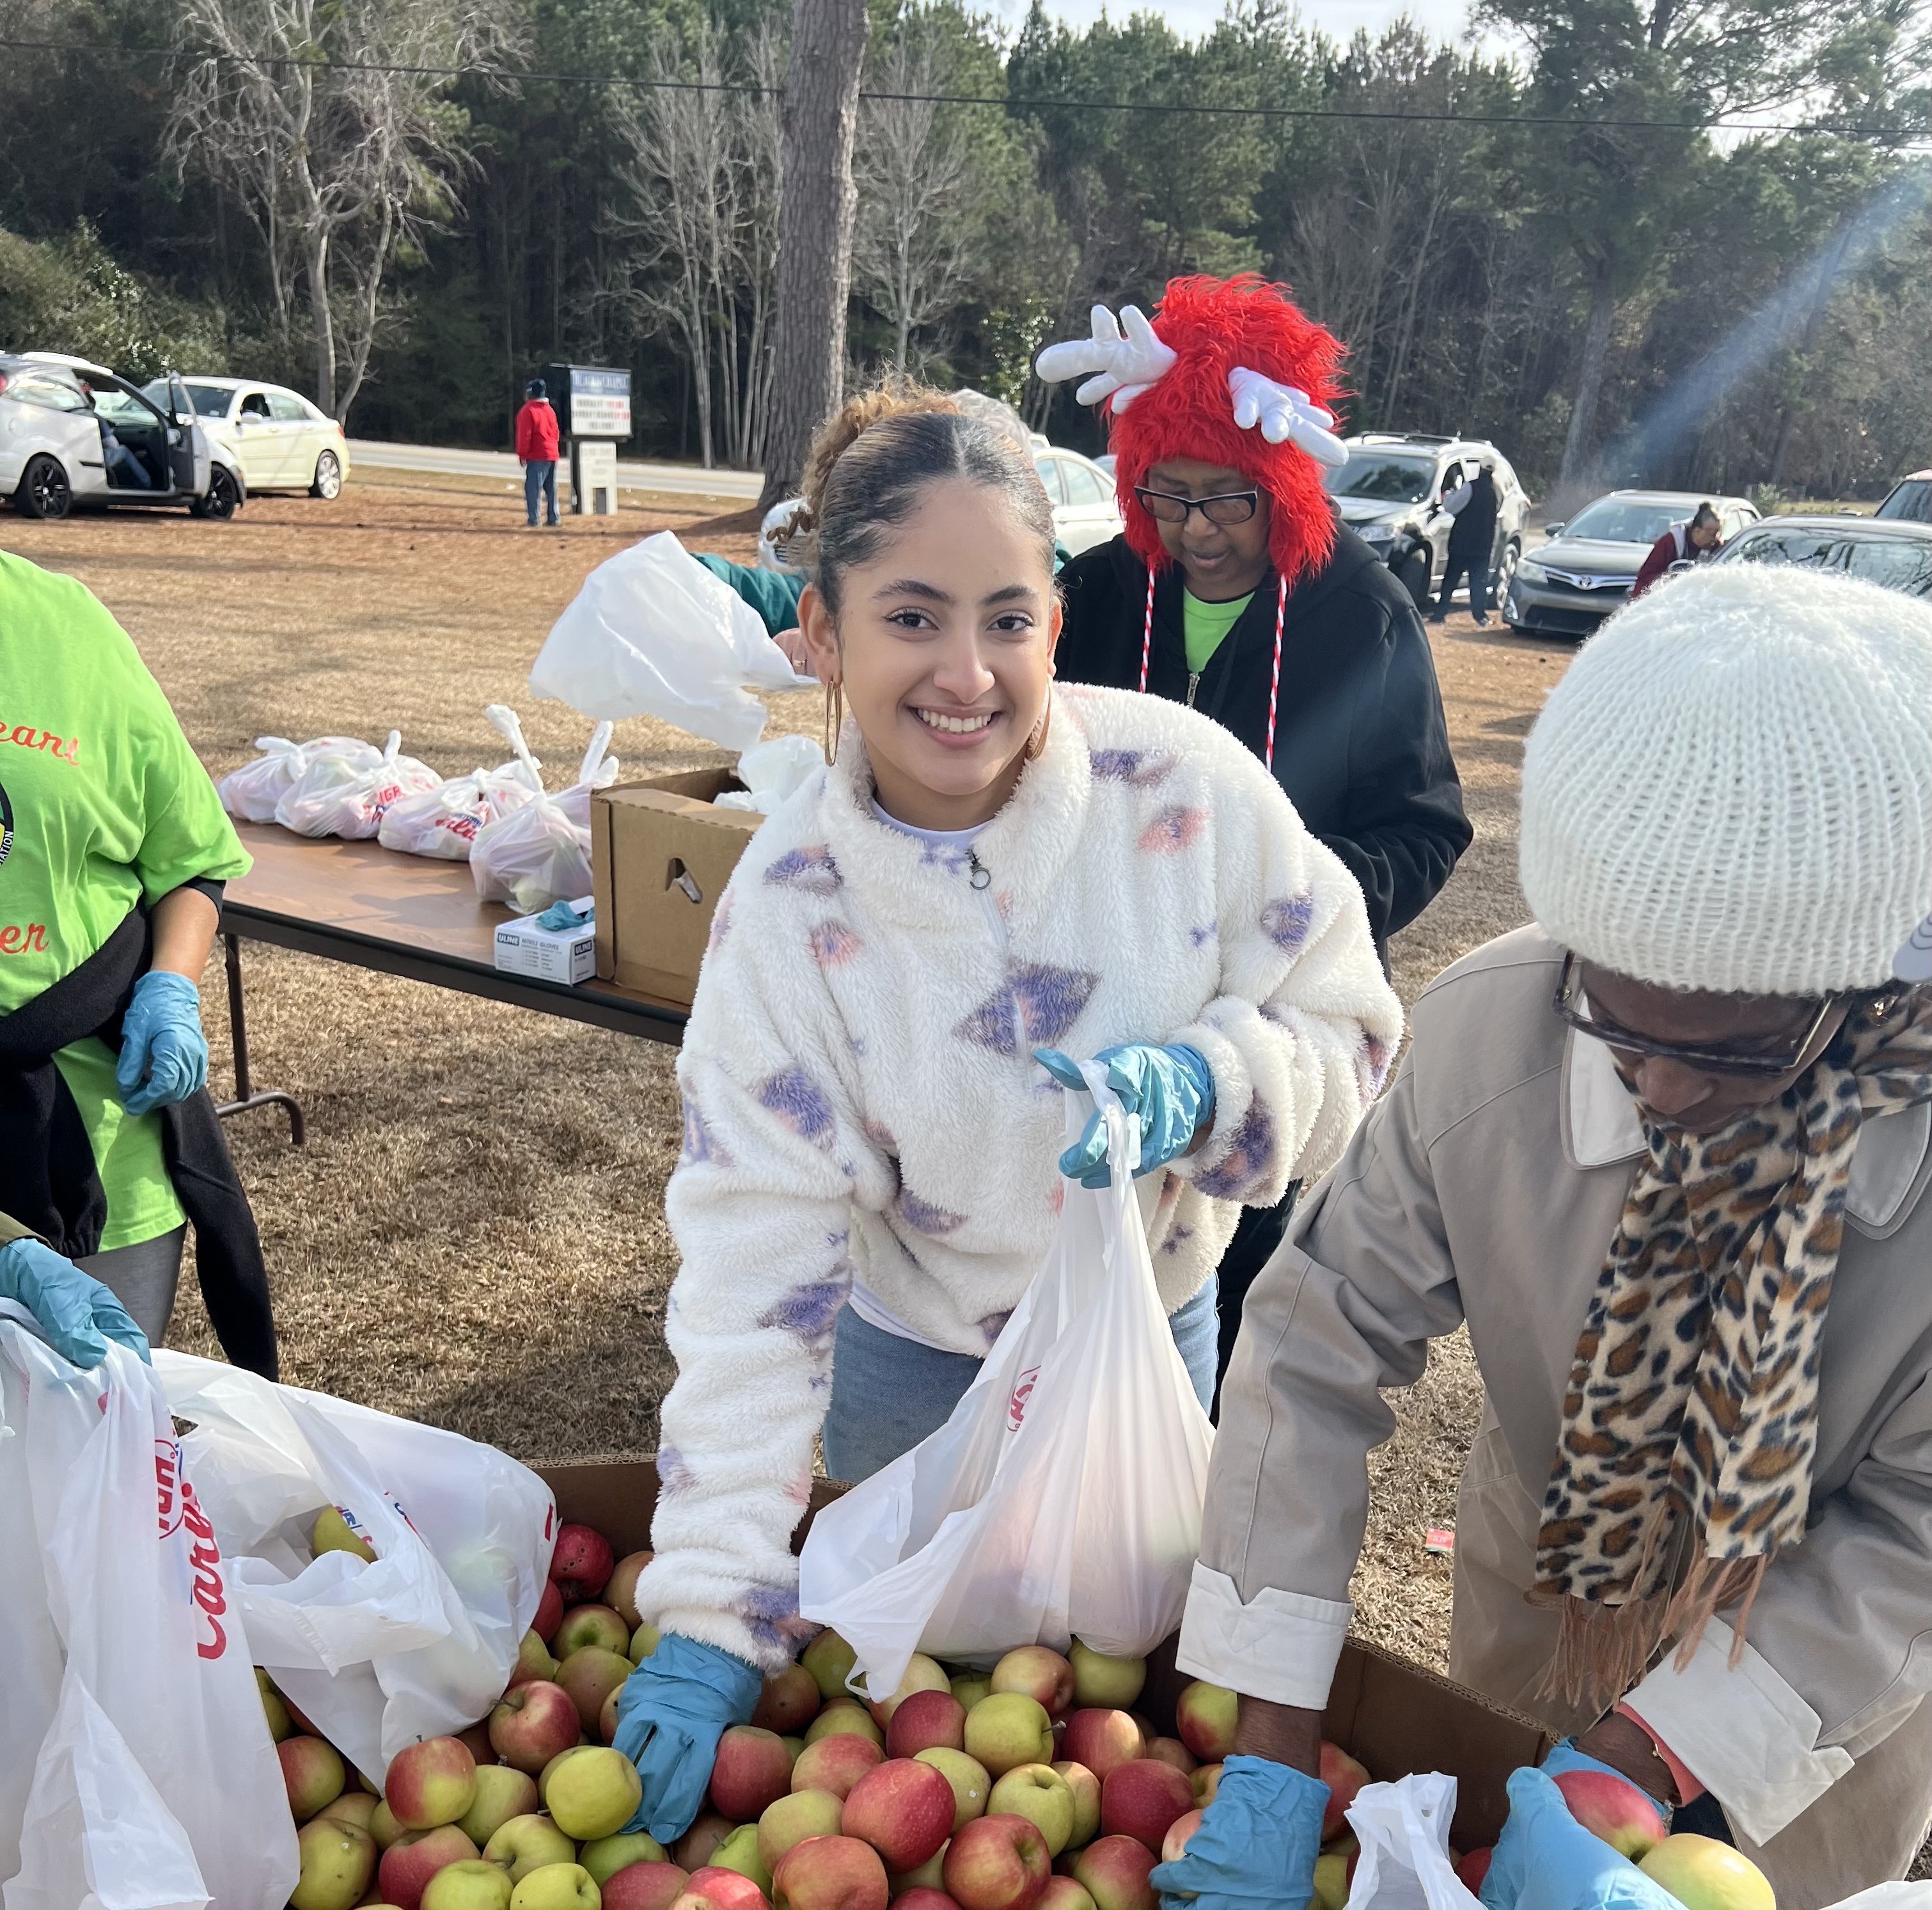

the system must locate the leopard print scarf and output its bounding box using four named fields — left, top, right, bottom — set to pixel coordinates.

left=1534, top=989, right=1932, bottom=1710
